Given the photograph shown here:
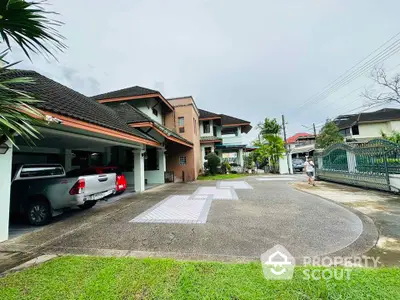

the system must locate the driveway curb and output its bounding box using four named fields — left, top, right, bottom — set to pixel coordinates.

left=293, top=185, right=379, bottom=258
